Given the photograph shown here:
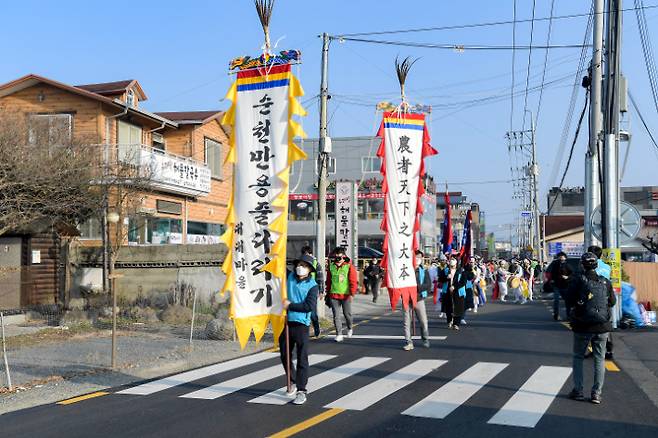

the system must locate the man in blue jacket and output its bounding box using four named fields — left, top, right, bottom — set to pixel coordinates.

left=281, top=254, right=318, bottom=405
